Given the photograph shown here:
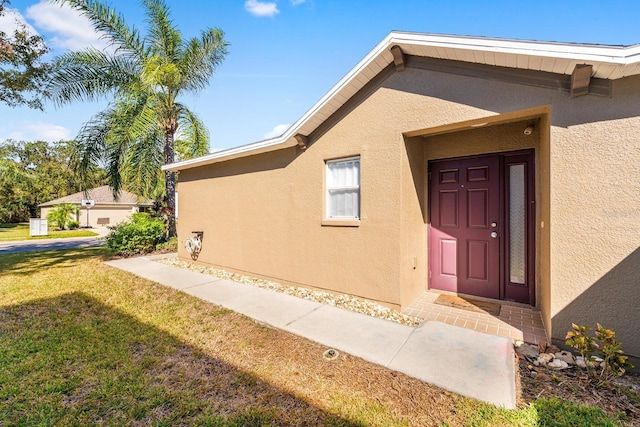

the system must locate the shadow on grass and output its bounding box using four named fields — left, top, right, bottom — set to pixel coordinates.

left=0, top=223, right=23, bottom=229
left=0, top=291, right=365, bottom=426
left=0, top=247, right=113, bottom=276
